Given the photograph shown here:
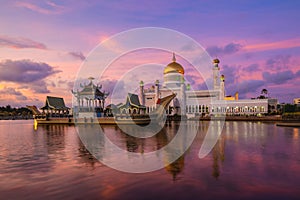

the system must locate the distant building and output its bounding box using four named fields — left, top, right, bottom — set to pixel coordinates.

left=294, top=98, right=300, bottom=105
